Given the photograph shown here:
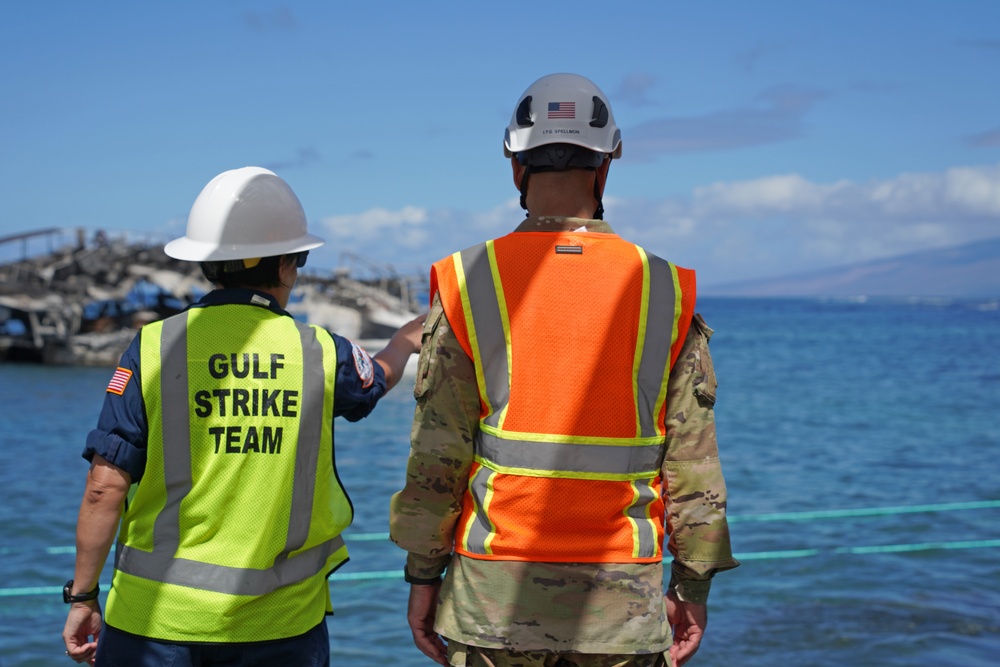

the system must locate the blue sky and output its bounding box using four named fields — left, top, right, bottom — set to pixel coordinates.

left=2, top=1, right=999, bottom=286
